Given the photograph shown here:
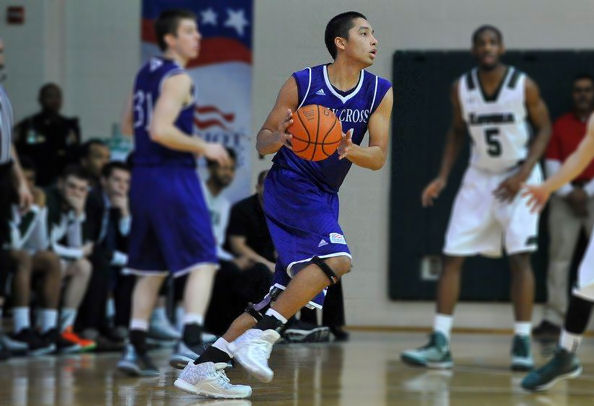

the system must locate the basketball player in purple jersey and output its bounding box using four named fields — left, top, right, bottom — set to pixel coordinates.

left=174, top=11, right=393, bottom=398
left=116, top=9, right=229, bottom=376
